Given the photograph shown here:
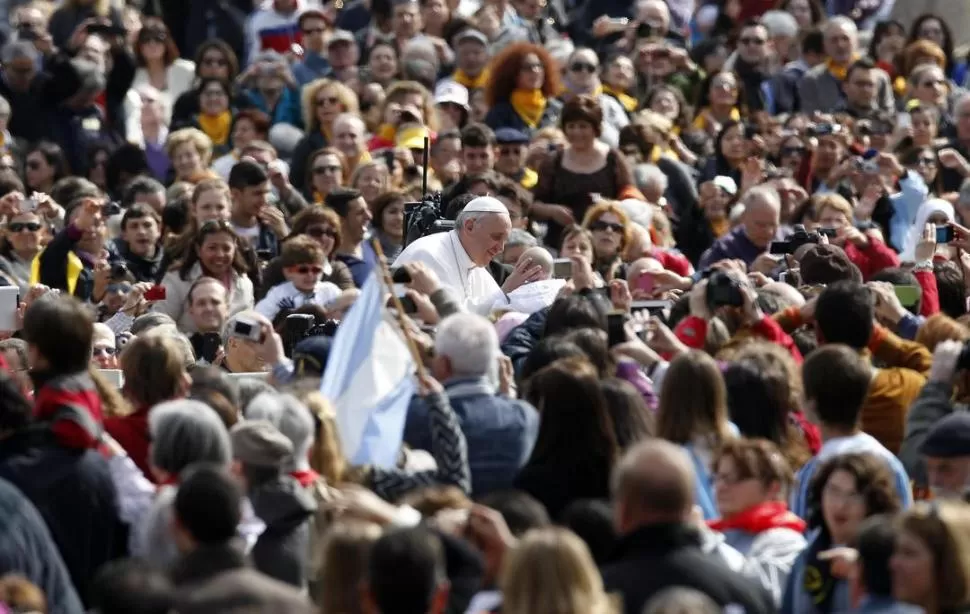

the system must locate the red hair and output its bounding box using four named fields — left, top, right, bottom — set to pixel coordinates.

left=485, top=42, right=561, bottom=106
